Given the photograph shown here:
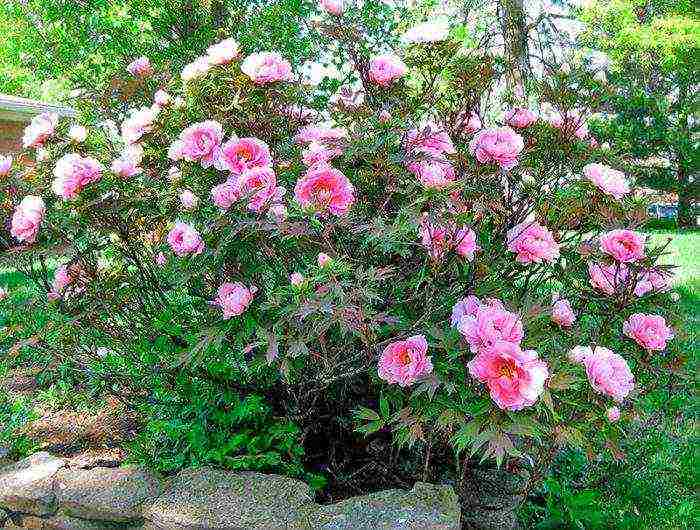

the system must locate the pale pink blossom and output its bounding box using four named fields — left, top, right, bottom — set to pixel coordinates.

left=0, top=155, right=12, bottom=176
left=378, top=335, right=433, bottom=387
left=368, top=54, right=407, bottom=87
left=469, top=127, right=524, bottom=170
left=458, top=304, right=524, bottom=353
left=458, top=111, right=482, bottom=134
left=68, top=125, right=88, bottom=143
left=179, top=189, right=199, bottom=210
left=410, top=158, right=456, bottom=189
left=588, top=262, right=629, bottom=295
left=167, top=221, right=205, bottom=257
left=11, top=195, right=45, bottom=243
left=52, top=265, right=72, bottom=293
left=269, top=203, right=288, bottom=222
left=419, top=218, right=478, bottom=260
left=568, top=345, right=592, bottom=363
left=583, top=164, right=630, bottom=200
left=294, top=165, right=355, bottom=216
left=302, top=142, right=343, bottom=167
left=320, top=0, right=345, bottom=16
left=35, top=148, right=50, bottom=162
left=578, top=346, right=634, bottom=402
left=213, top=282, right=256, bottom=319
left=126, top=56, right=153, bottom=77
left=211, top=181, right=241, bottom=210
left=22, top=112, right=58, bottom=148
left=405, top=123, right=455, bottom=155
left=206, top=38, right=240, bottom=65
left=290, top=272, right=305, bottom=286
left=0, top=287, right=7, bottom=301
left=181, top=57, right=211, bottom=81
left=623, top=313, right=674, bottom=351
left=330, top=86, right=365, bottom=109
left=295, top=125, right=347, bottom=144
left=600, top=229, right=645, bottom=263
left=606, top=406, right=620, bottom=422
left=451, top=295, right=481, bottom=327
left=507, top=221, right=560, bottom=264
left=547, top=110, right=588, bottom=139
left=241, top=52, right=293, bottom=84
left=634, top=269, right=671, bottom=297
left=154, top=90, right=171, bottom=107
left=169, top=120, right=223, bottom=168
left=155, top=252, right=167, bottom=266
left=121, top=107, right=158, bottom=144
left=52, top=153, right=102, bottom=199
left=468, top=341, right=548, bottom=411
left=111, top=155, right=142, bottom=178
left=552, top=299, right=576, bottom=327
left=504, top=108, right=537, bottom=128
left=318, top=253, right=332, bottom=267
left=167, top=166, right=182, bottom=183
left=401, top=19, right=450, bottom=45
left=216, top=137, right=272, bottom=175
left=455, top=227, right=479, bottom=260
left=237, top=166, right=279, bottom=212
